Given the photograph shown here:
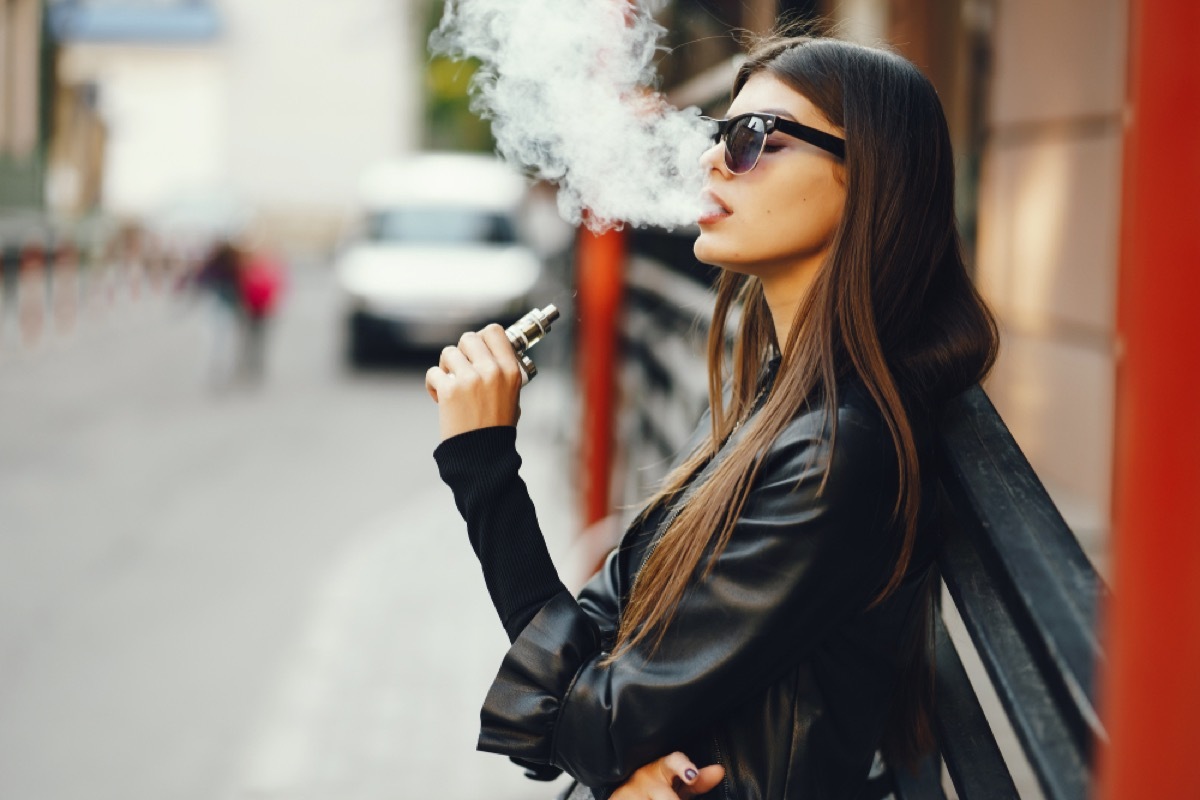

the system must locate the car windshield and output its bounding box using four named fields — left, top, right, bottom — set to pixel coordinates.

left=366, top=208, right=517, bottom=245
